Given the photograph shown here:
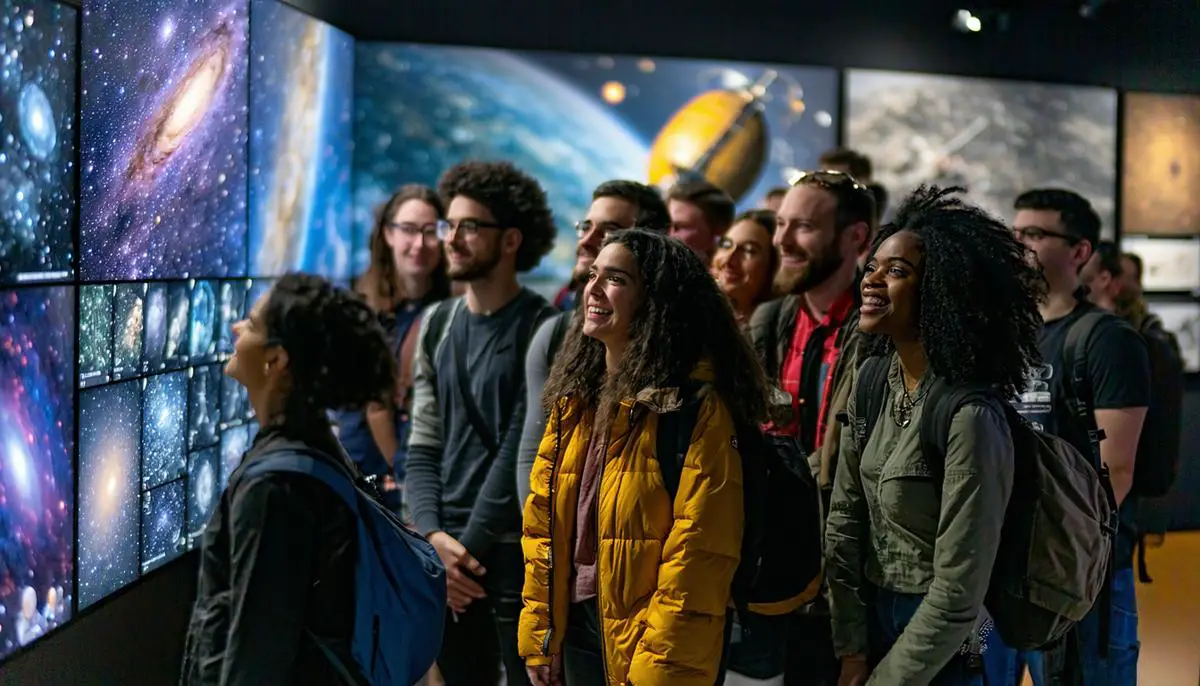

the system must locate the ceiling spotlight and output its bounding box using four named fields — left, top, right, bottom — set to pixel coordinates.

left=953, top=9, right=983, bottom=33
